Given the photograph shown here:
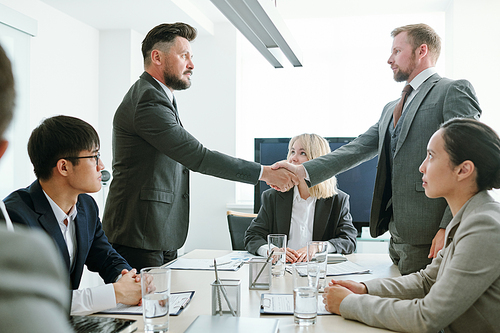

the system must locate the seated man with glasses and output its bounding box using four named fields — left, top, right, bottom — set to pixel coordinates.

left=3, top=115, right=142, bottom=315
